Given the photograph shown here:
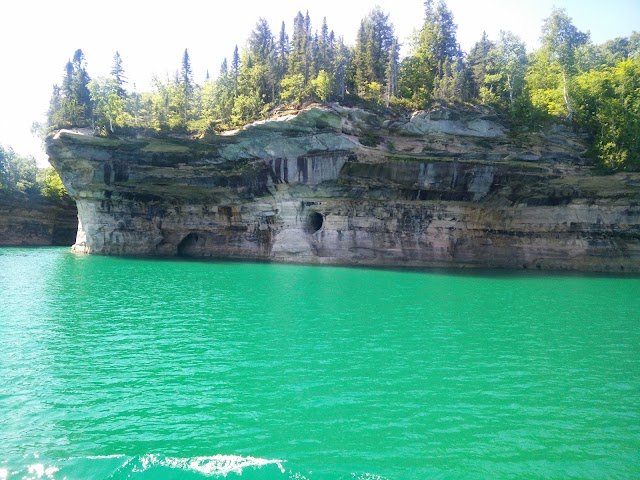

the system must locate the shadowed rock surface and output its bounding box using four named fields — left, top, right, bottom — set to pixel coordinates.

left=0, top=192, right=78, bottom=246
left=46, top=104, right=640, bottom=272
